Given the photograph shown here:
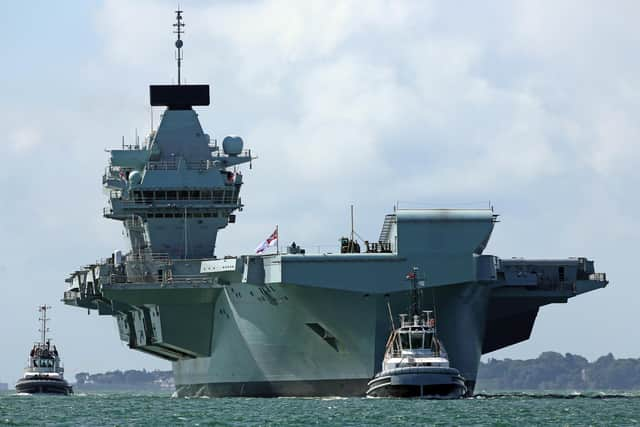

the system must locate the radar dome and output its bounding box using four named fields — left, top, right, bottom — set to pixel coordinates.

left=222, top=136, right=244, bottom=156
left=128, top=170, right=142, bottom=185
